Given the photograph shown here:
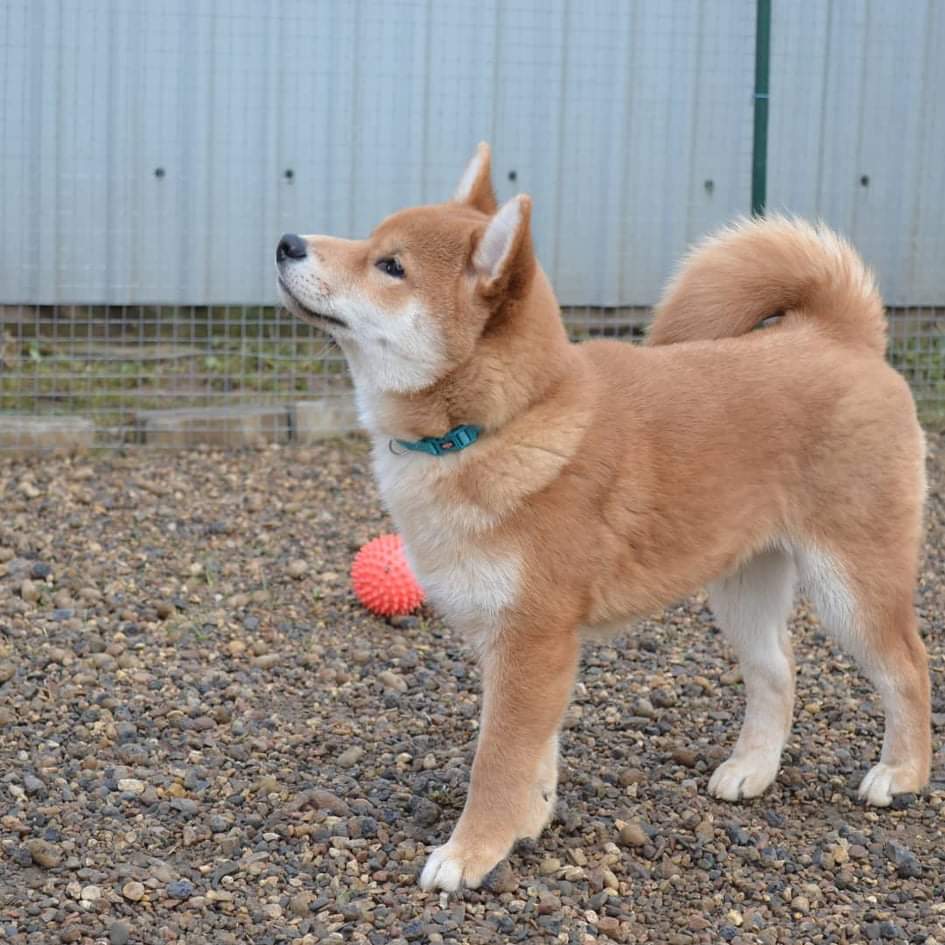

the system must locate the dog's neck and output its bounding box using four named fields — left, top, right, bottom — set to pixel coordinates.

left=352, top=267, right=573, bottom=444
